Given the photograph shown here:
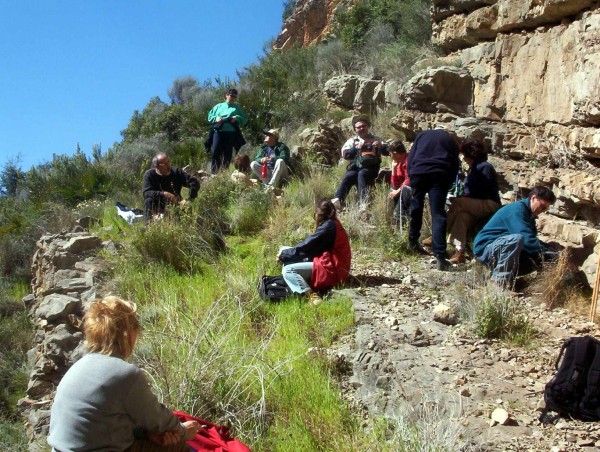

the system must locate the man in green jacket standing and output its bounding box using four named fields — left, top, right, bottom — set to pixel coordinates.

left=250, top=129, right=290, bottom=189
left=207, top=88, right=248, bottom=174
